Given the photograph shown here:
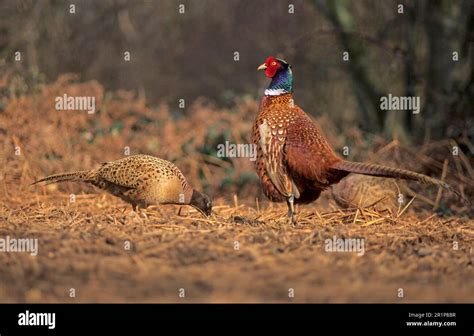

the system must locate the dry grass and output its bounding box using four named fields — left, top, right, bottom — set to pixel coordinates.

left=0, top=75, right=472, bottom=303
left=1, top=195, right=472, bottom=303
